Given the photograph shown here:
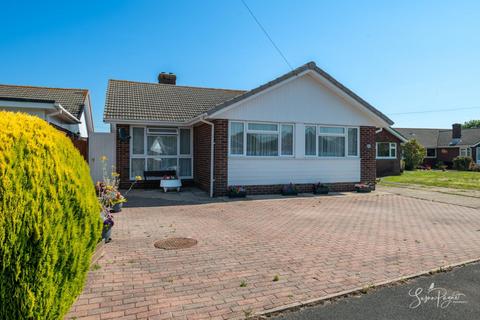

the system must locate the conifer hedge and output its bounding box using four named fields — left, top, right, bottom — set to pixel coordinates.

left=0, top=111, right=102, bottom=319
